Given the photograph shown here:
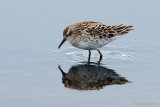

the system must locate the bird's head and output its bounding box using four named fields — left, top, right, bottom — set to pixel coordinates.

left=58, top=25, right=73, bottom=49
